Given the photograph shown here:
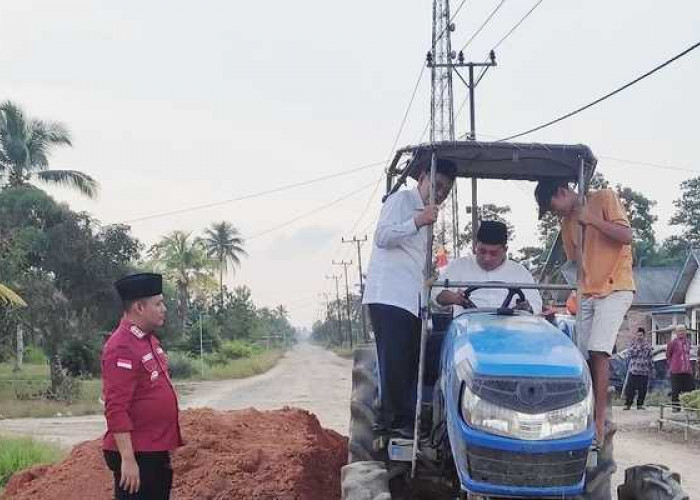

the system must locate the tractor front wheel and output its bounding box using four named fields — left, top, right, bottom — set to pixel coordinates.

left=617, top=464, right=688, bottom=500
